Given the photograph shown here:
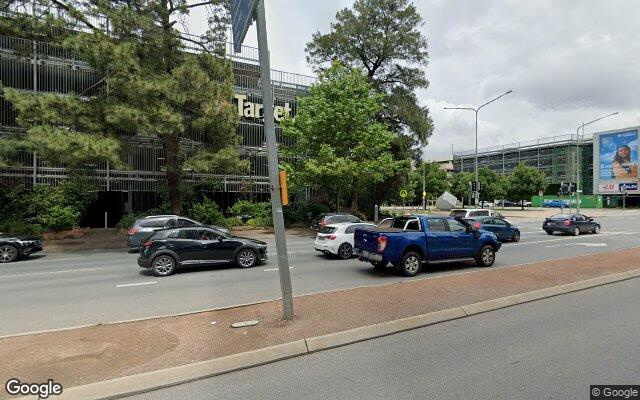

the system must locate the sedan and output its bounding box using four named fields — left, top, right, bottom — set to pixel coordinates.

left=542, top=199, right=570, bottom=208
left=543, top=214, right=600, bottom=236
left=137, top=227, right=268, bottom=276
left=315, top=222, right=376, bottom=259
left=466, top=217, right=521, bottom=242
left=0, top=234, right=43, bottom=263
